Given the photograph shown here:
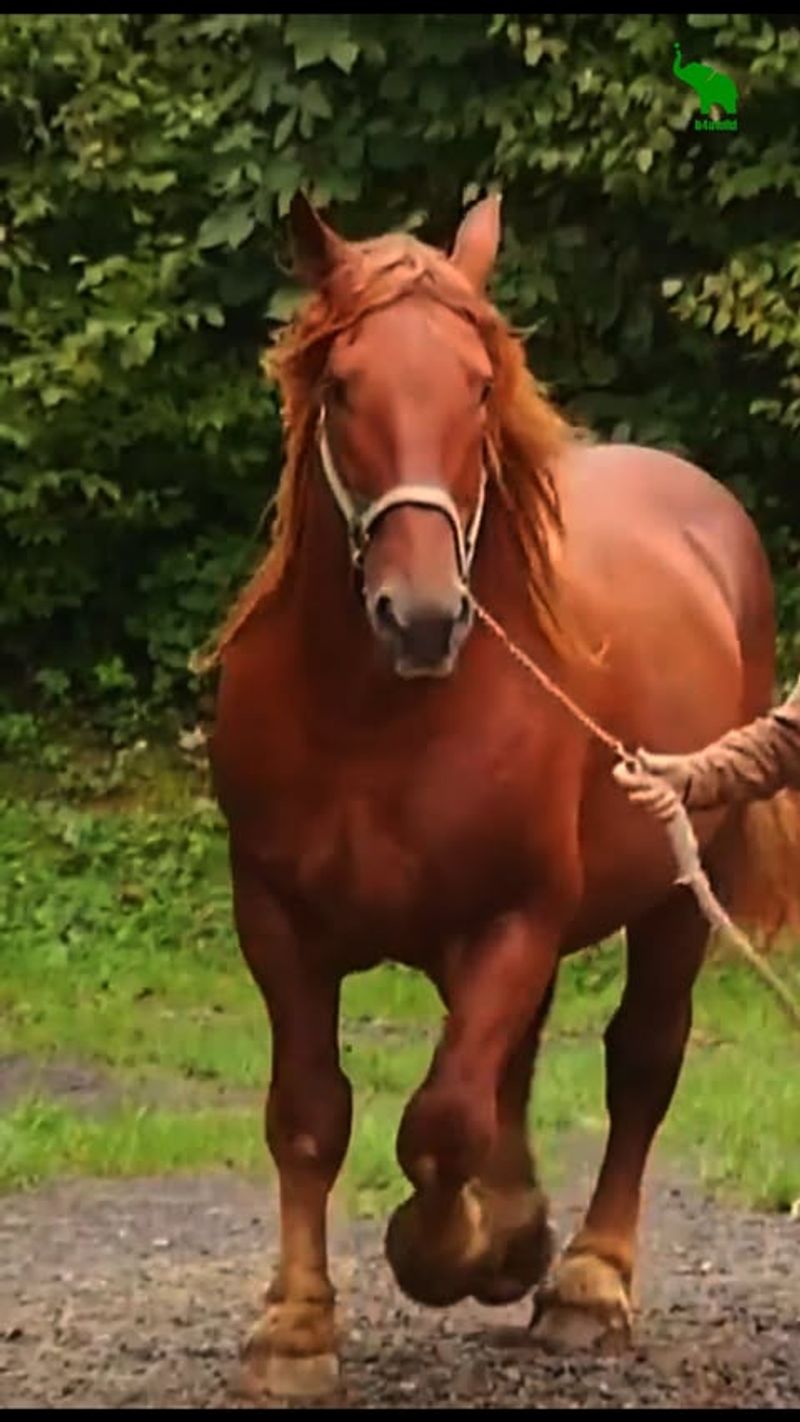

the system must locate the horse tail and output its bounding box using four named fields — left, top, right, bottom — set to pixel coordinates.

left=723, top=789, right=800, bottom=950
